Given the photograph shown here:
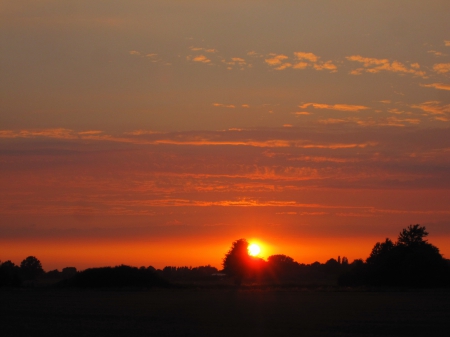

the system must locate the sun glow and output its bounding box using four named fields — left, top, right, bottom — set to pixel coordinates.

left=248, top=243, right=261, bottom=256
